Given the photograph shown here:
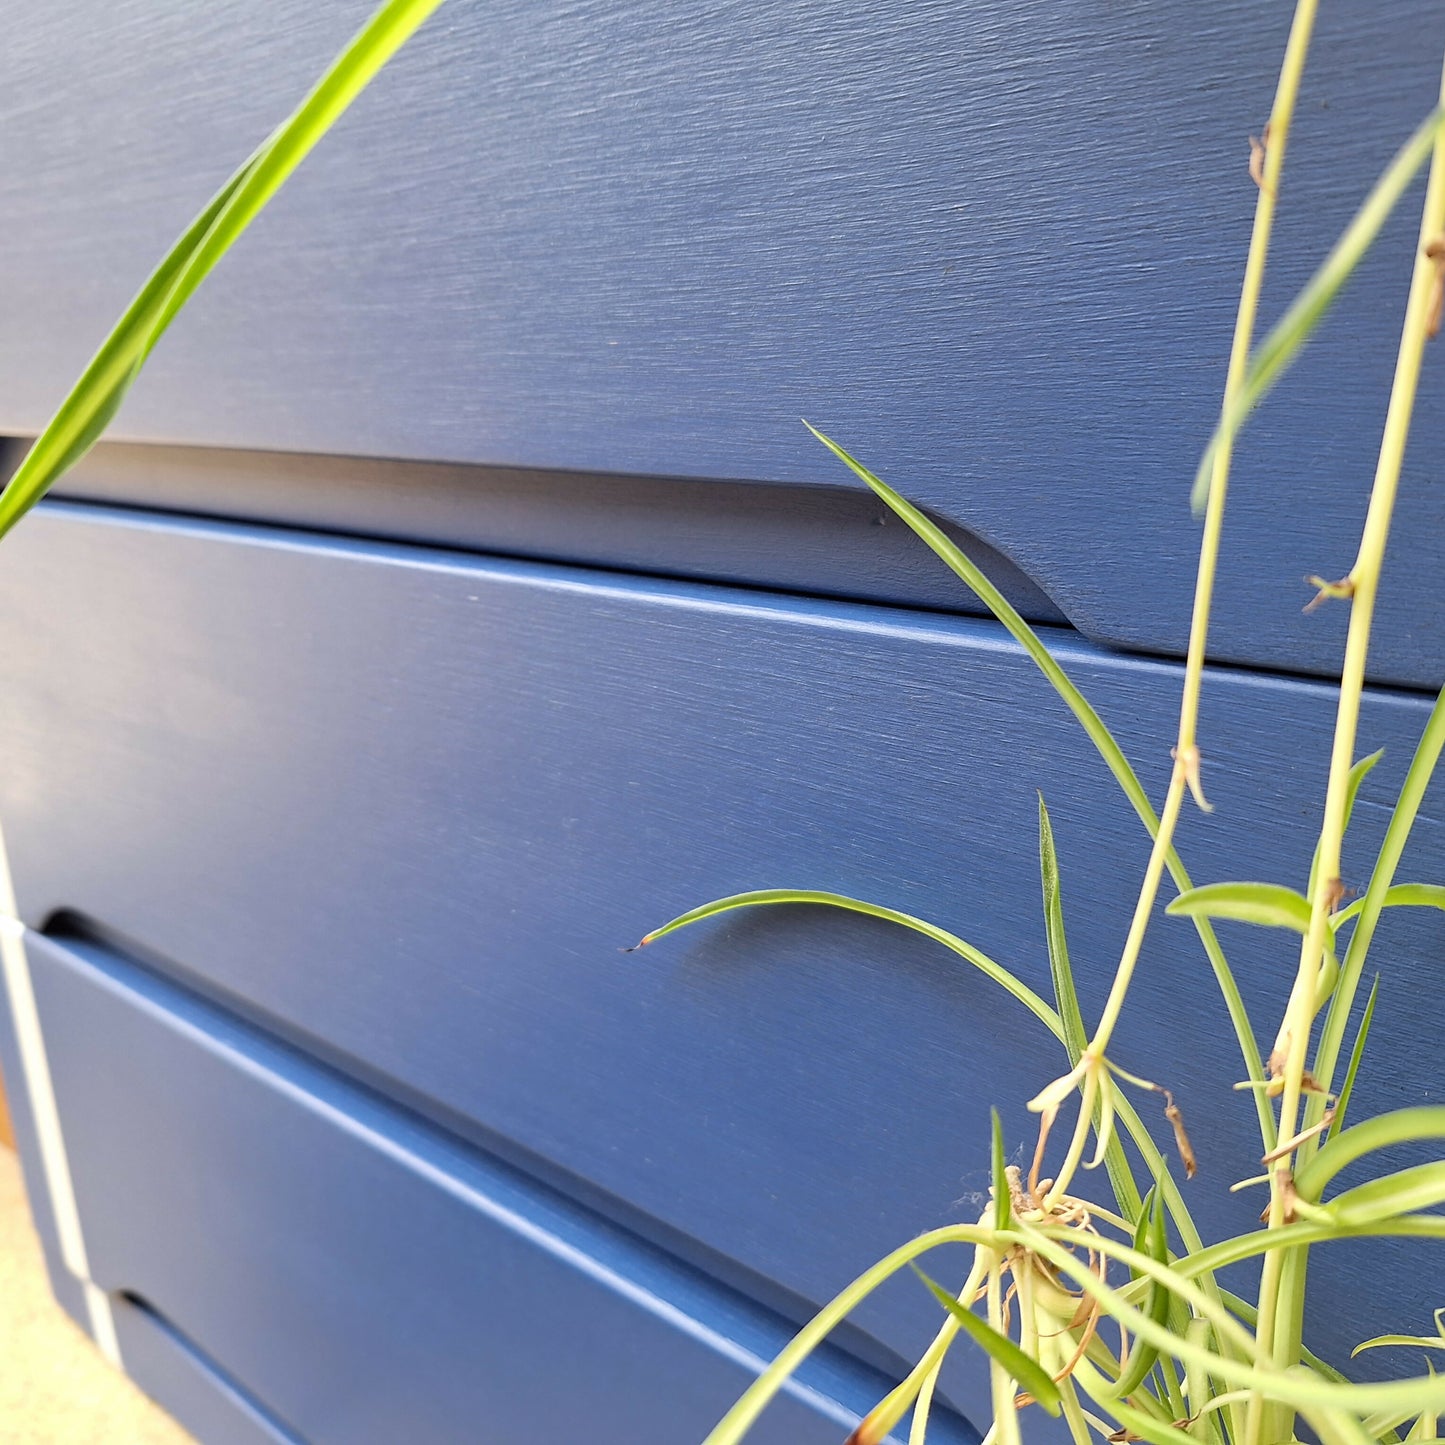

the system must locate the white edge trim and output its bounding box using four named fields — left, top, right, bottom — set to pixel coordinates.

left=0, top=824, right=121, bottom=1369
